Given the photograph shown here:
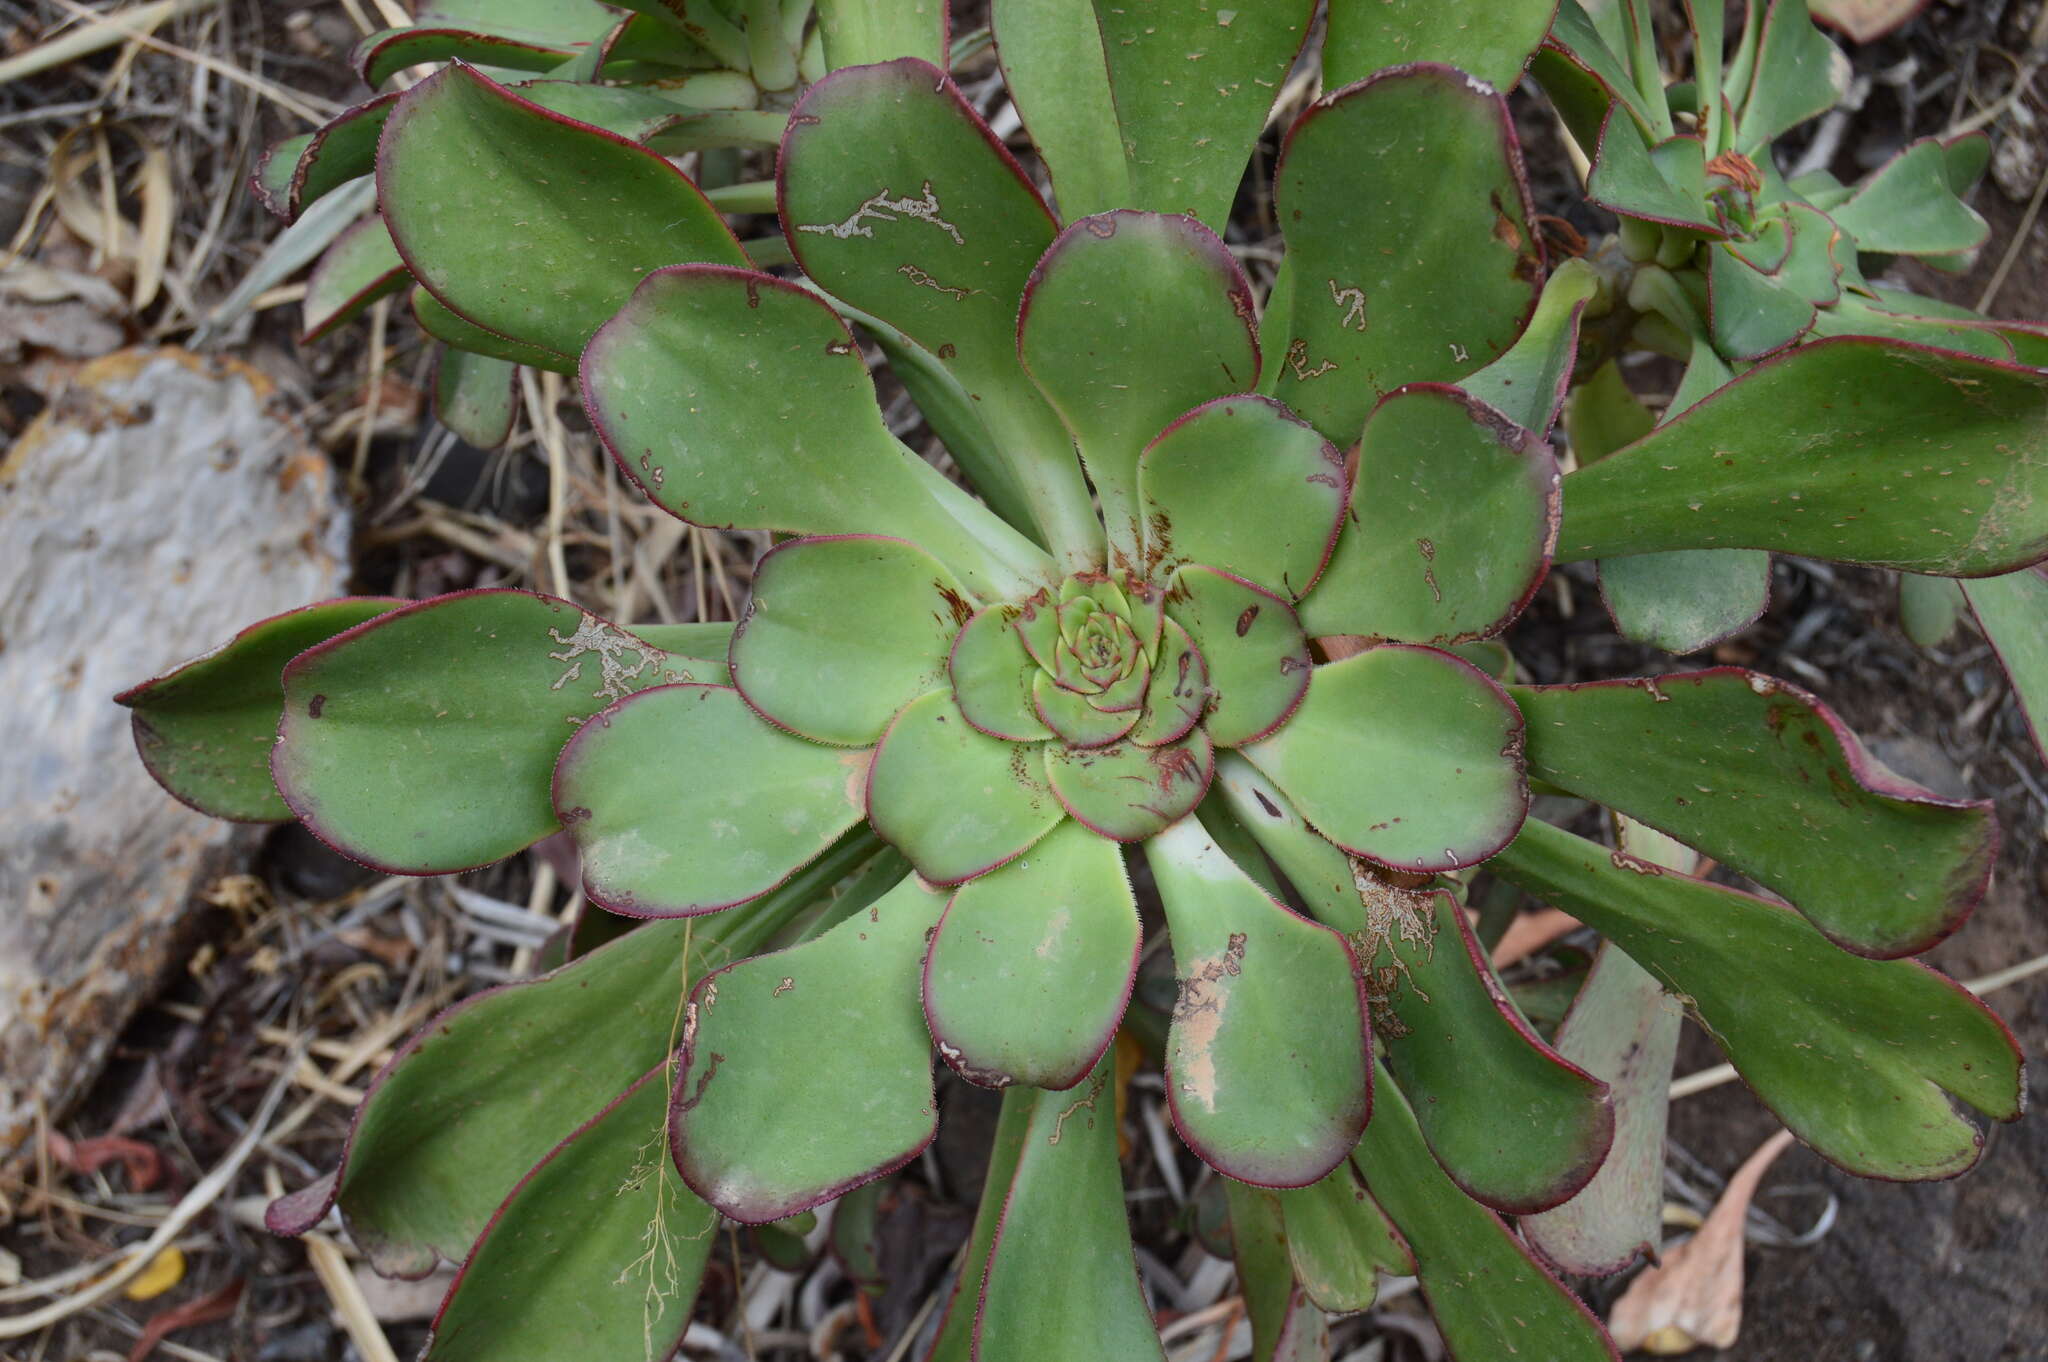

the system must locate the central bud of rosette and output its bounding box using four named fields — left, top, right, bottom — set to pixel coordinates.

left=1010, top=573, right=1201, bottom=750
